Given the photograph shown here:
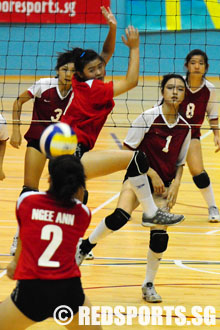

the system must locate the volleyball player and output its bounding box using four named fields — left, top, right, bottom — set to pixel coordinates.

left=0, top=114, right=8, bottom=180
left=0, top=155, right=103, bottom=330
left=9, top=6, right=117, bottom=254
left=76, top=74, right=190, bottom=302
left=180, top=49, right=220, bottom=222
